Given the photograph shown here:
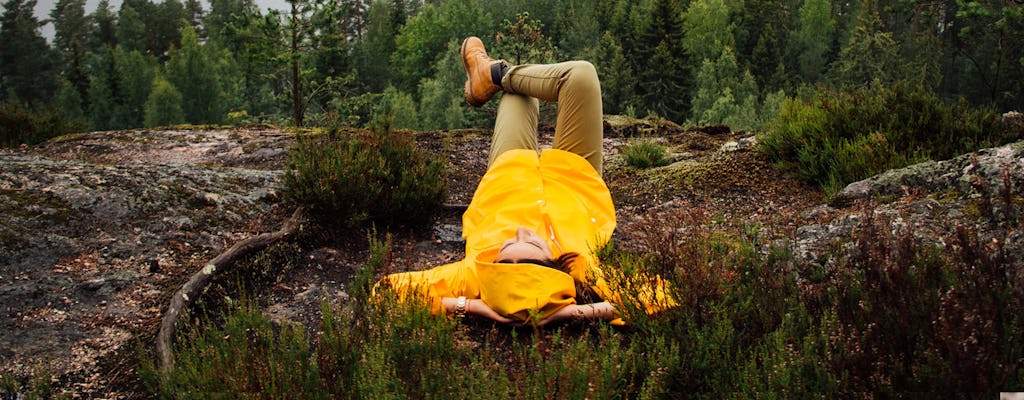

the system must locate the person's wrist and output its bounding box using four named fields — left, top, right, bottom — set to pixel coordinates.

left=455, top=296, right=467, bottom=318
